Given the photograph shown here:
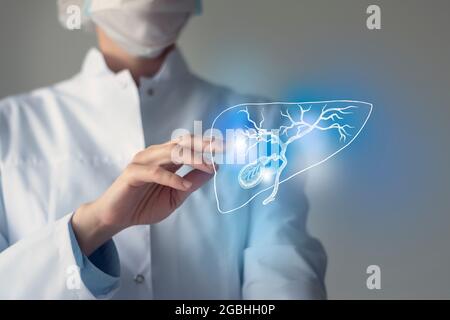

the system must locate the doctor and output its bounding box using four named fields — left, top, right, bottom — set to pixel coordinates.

left=0, top=0, right=327, bottom=299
